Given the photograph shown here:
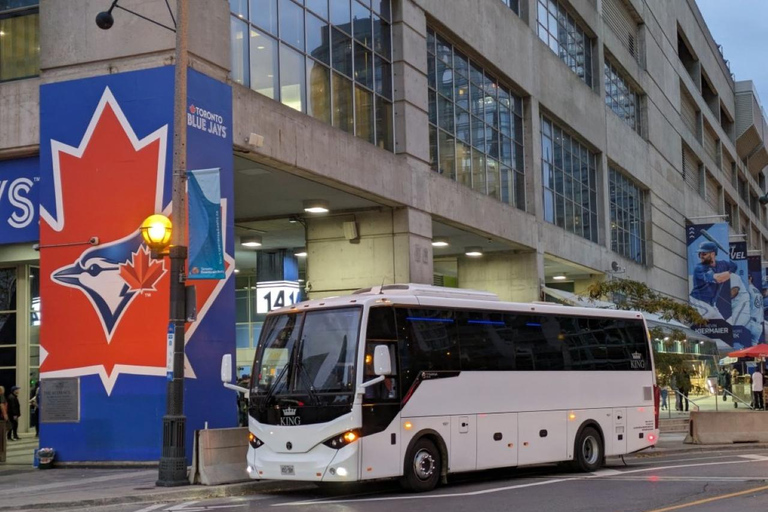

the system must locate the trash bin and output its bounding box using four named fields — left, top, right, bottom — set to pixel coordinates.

left=38, top=448, right=55, bottom=469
